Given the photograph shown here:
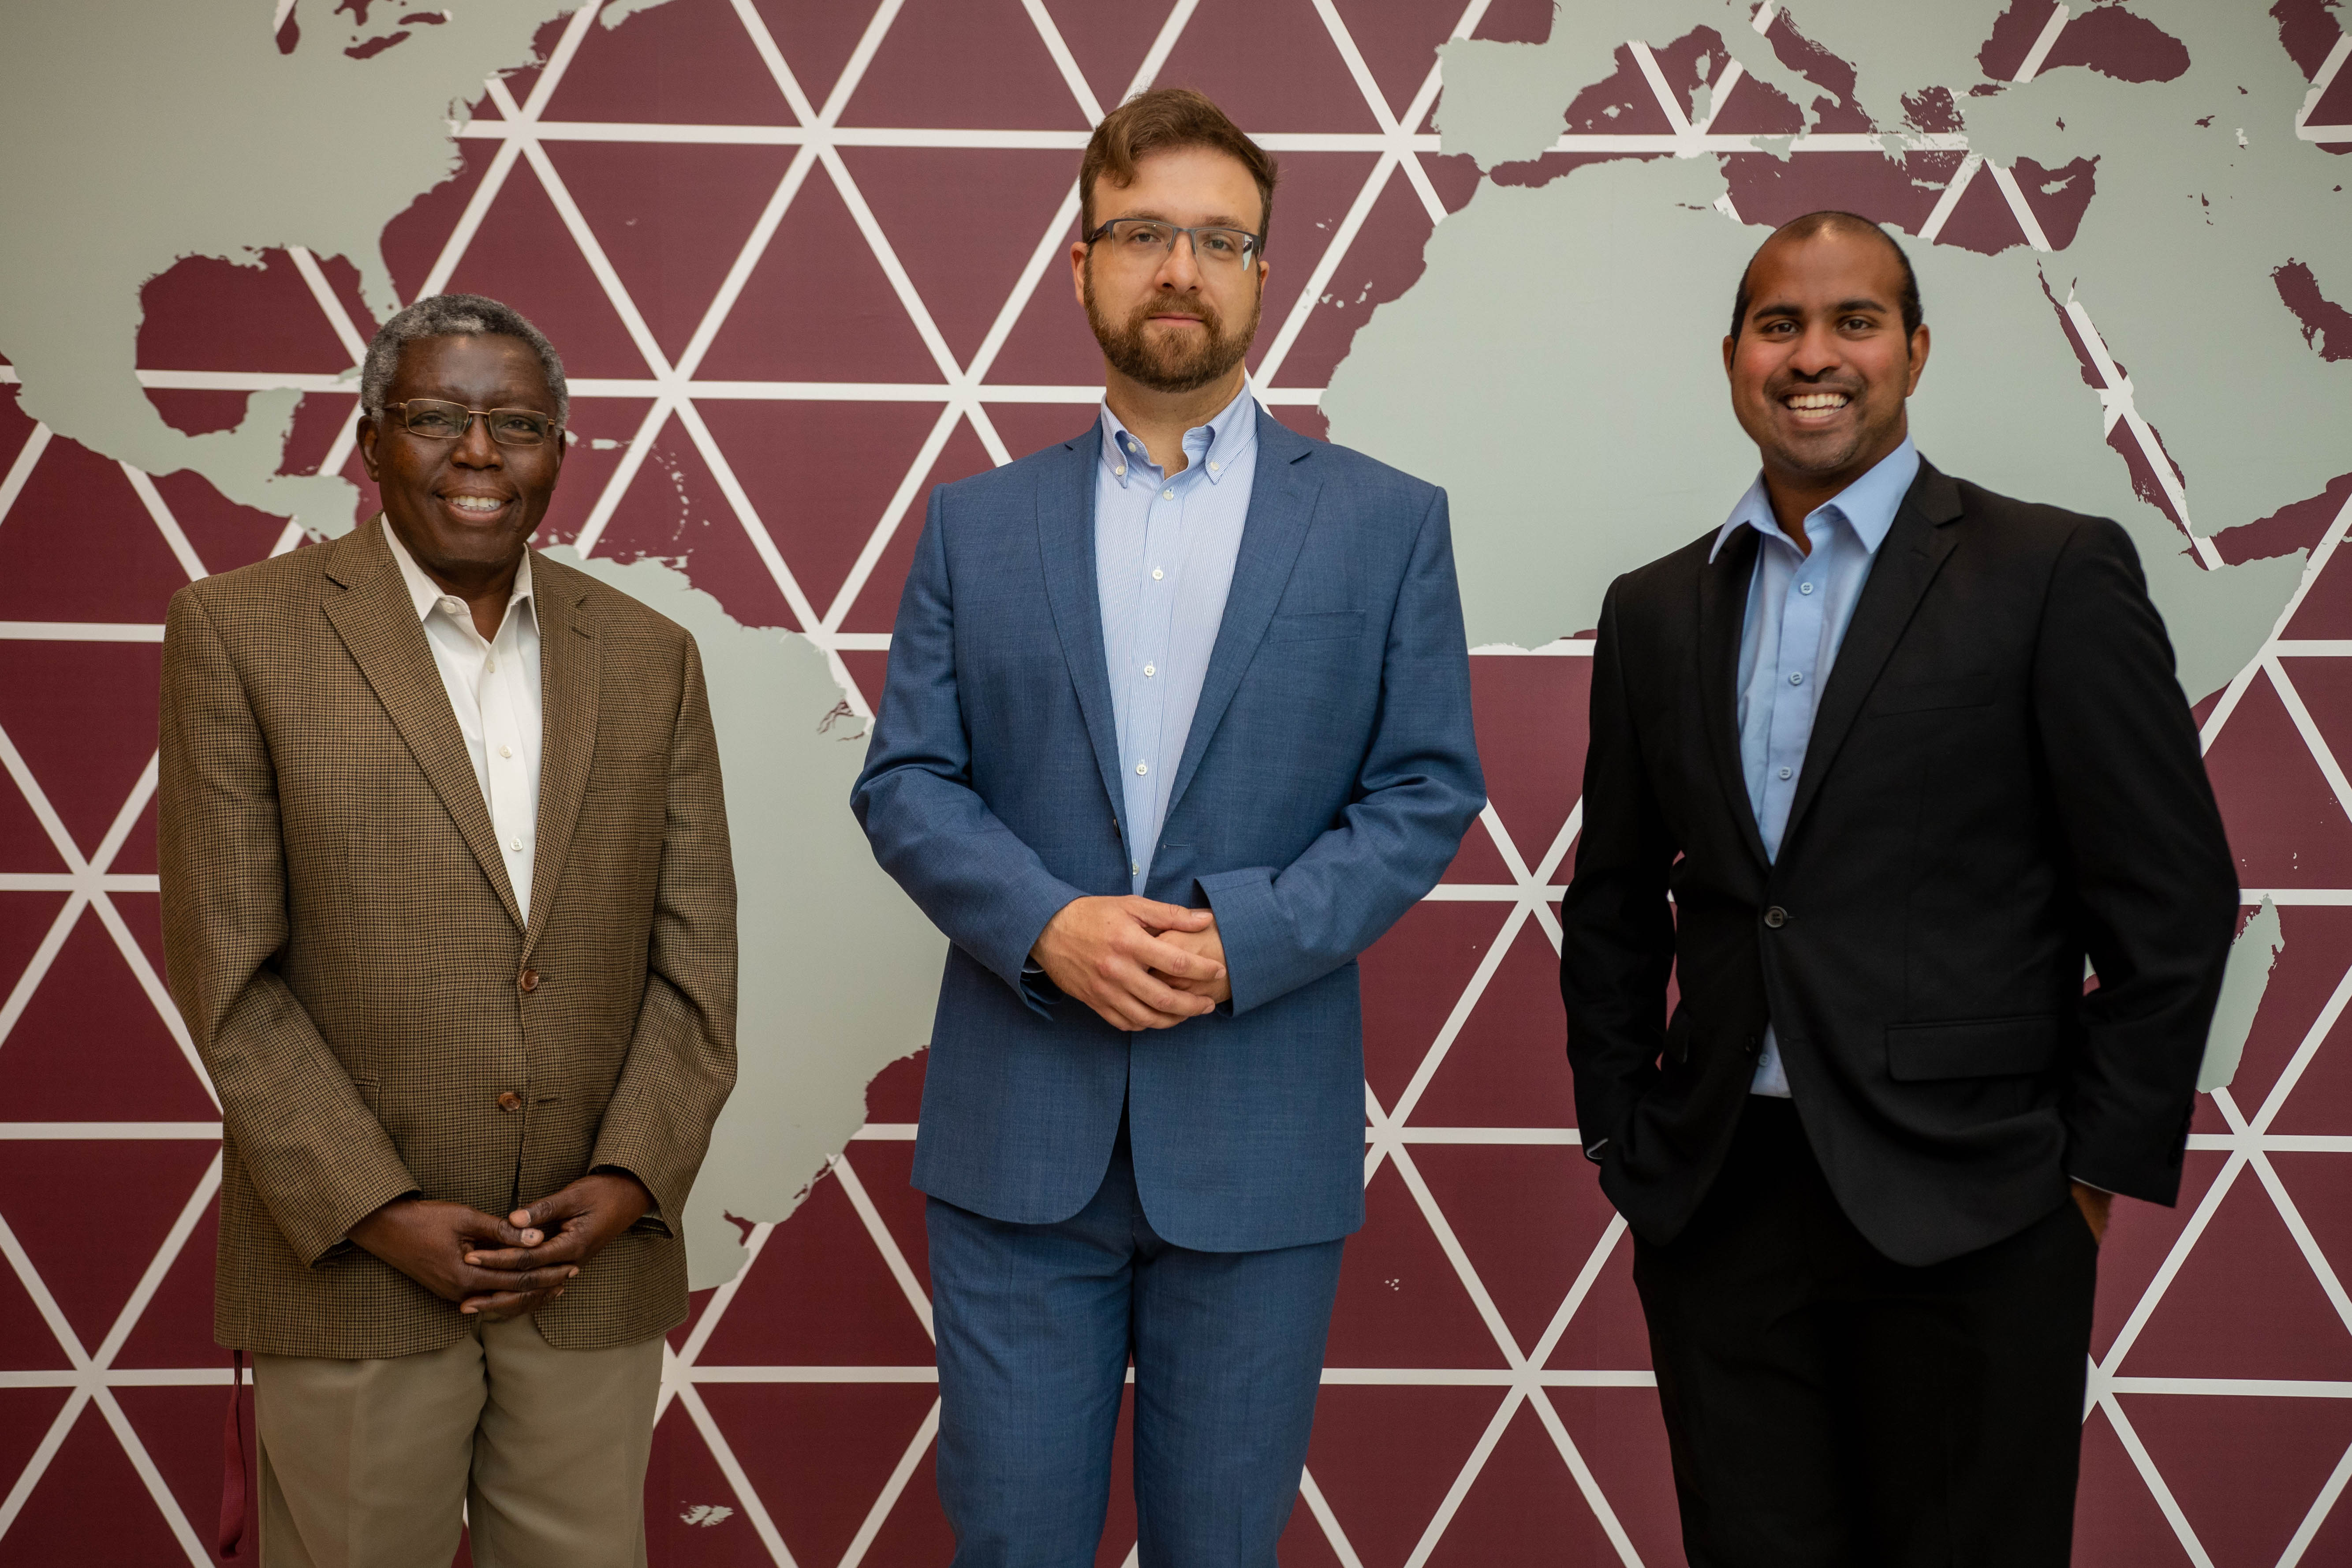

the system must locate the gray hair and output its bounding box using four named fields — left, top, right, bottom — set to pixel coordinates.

left=358, top=292, right=569, bottom=426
